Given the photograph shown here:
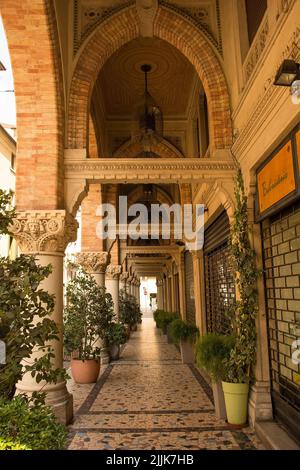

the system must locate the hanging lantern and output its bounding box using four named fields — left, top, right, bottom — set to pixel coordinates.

left=131, top=64, right=163, bottom=156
